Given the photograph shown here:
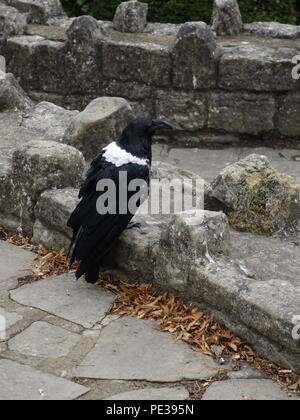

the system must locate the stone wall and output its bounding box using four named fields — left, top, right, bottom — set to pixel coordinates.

left=0, top=0, right=299, bottom=145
